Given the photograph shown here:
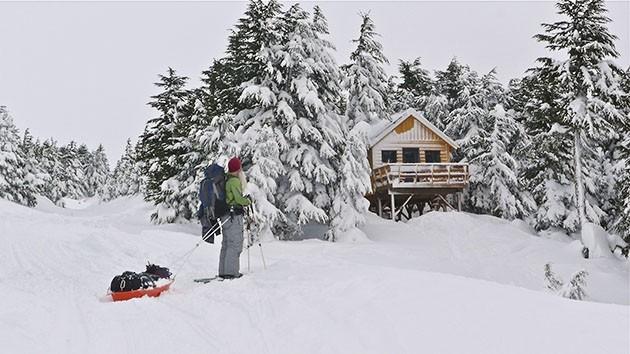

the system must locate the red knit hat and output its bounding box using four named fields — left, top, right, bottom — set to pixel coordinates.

left=227, top=157, right=242, bottom=173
